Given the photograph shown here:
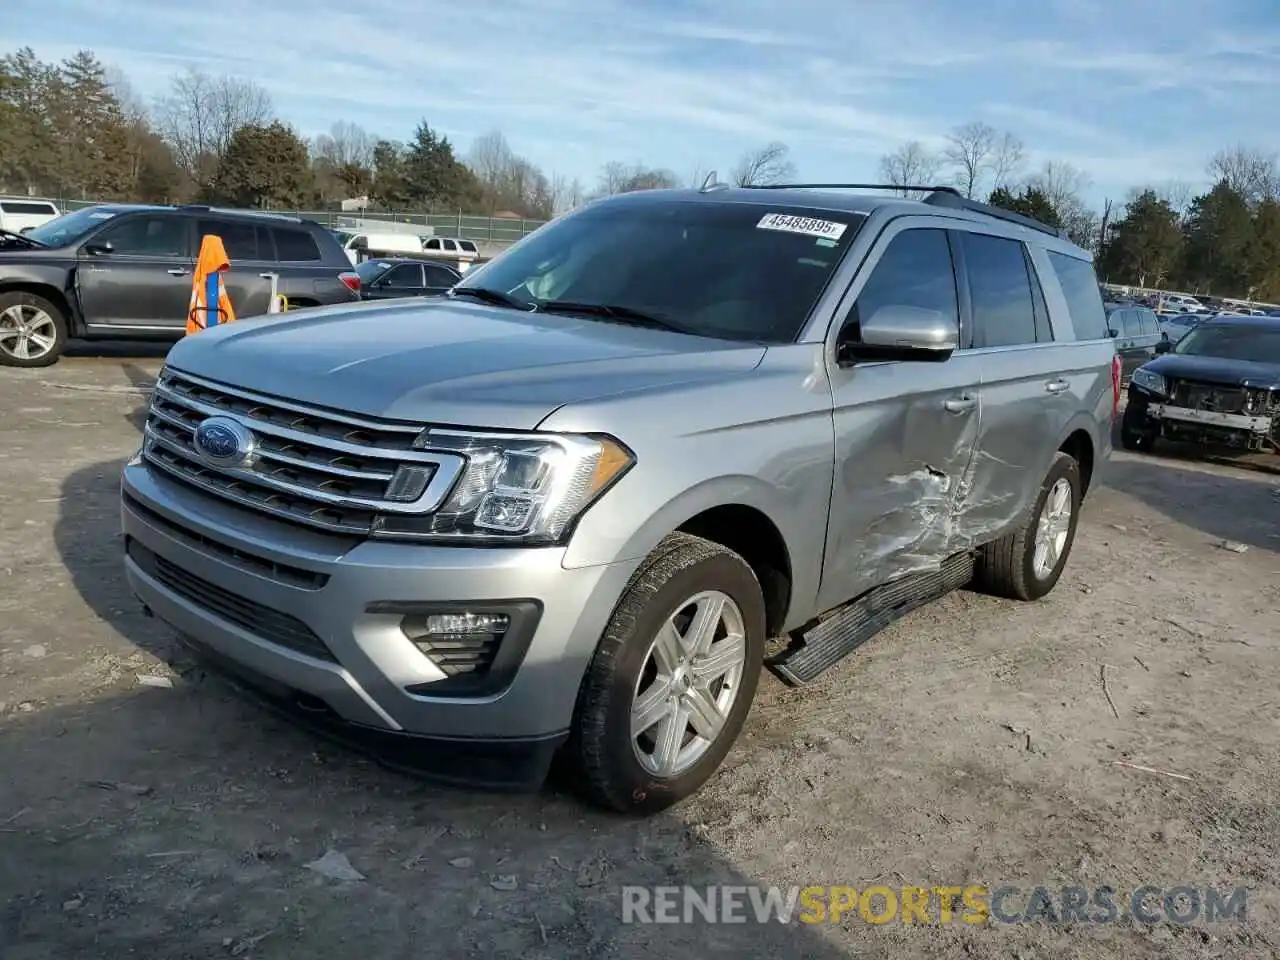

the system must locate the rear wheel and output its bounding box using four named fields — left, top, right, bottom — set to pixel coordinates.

left=571, top=533, right=765, bottom=815
left=0, top=291, right=68, bottom=367
left=973, top=452, right=1082, bottom=602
